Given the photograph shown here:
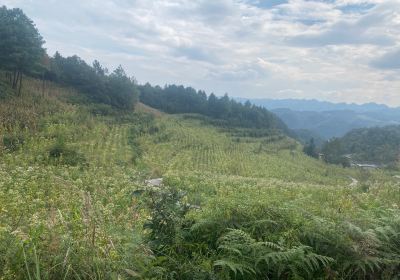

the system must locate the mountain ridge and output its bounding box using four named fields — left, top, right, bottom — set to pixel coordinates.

left=236, top=97, right=400, bottom=139
left=234, top=97, right=398, bottom=112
